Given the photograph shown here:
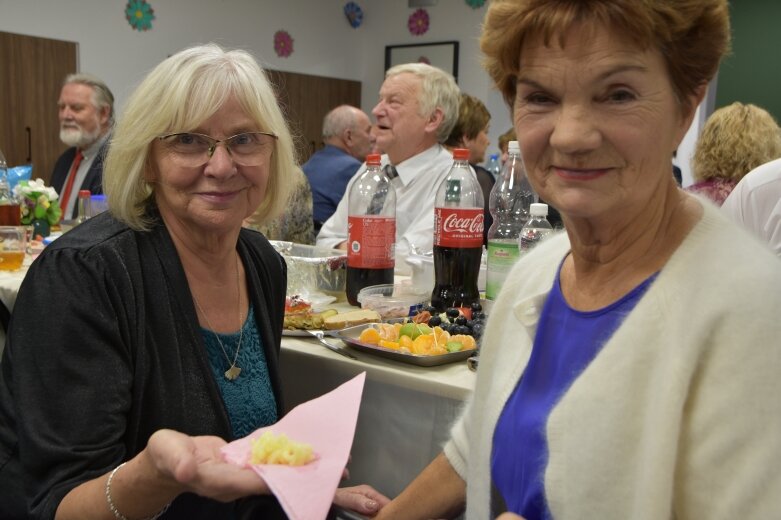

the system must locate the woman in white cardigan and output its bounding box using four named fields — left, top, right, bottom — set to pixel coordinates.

left=374, top=0, right=781, bottom=519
